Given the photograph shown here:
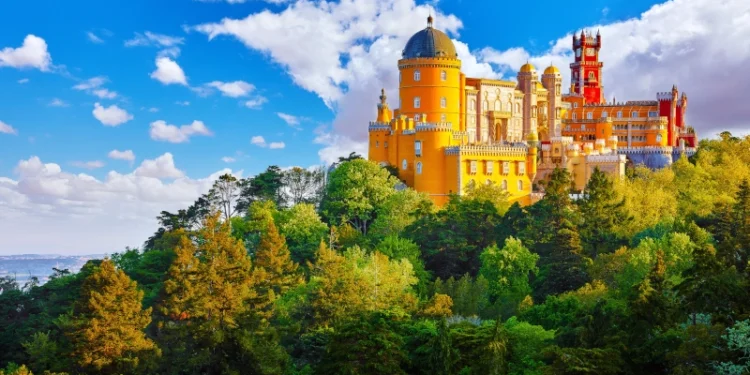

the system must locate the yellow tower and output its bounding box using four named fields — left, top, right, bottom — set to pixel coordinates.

left=398, top=16, right=462, bottom=129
